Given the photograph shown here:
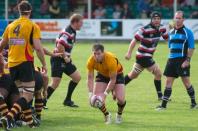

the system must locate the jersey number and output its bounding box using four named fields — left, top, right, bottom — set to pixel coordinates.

left=13, top=25, right=21, bottom=37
